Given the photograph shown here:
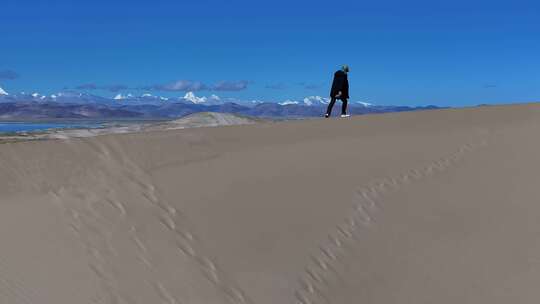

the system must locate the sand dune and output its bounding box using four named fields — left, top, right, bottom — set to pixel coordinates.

left=1, top=103, right=540, bottom=304
left=143, top=112, right=262, bottom=131
left=0, top=113, right=262, bottom=142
